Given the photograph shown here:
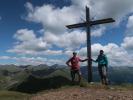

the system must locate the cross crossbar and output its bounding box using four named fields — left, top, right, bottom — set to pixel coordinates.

left=66, top=6, right=115, bottom=82
left=66, top=23, right=86, bottom=29
left=90, top=18, right=115, bottom=26
left=66, top=18, right=115, bottom=29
